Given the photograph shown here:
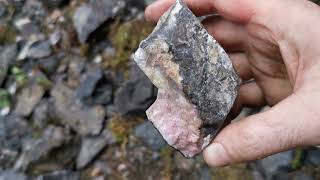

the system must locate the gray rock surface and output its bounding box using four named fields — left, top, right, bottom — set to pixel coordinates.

left=258, top=150, right=293, bottom=179
left=0, top=45, right=17, bottom=86
left=0, top=115, right=31, bottom=169
left=27, top=40, right=52, bottom=59
left=306, top=148, right=320, bottom=165
left=14, top=126, right=65, bottom=171
left=292, top=172, right=314, bottom=180
left=76, top=67, right=103, bottom=100
left=0, top=170, right=28, bottom=180
left=31, top=99, right=50, bottom=128
left=134, top=0, right=240, bottom=157
left=134, top=121, right=166, bottom=151
left=76, top=130, right=116, bottom=169
left=51, top=82, right=105, bottom=136
left=115, top=63, right=156, bottom=115
left=73, top=0, right=126, bottom=43
left=14, top=83, right=46, bottom=117
left=36, top=170, right=79, bottom=180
